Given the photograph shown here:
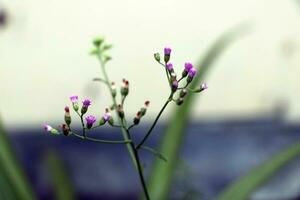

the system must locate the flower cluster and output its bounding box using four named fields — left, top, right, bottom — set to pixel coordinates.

left=43, top=38, right=208, bottom=200
left=153, top=47, right=207, bottom=106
